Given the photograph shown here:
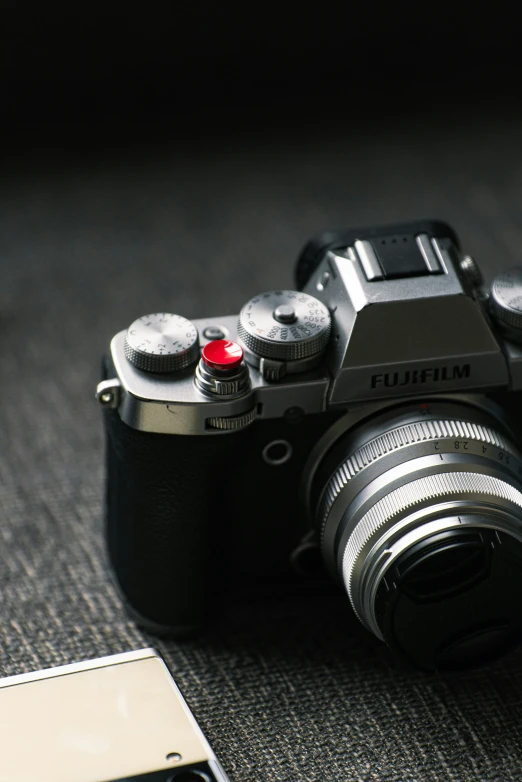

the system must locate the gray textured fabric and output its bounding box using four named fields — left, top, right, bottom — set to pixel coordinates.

left=2, top=110, right=522, bottom=781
